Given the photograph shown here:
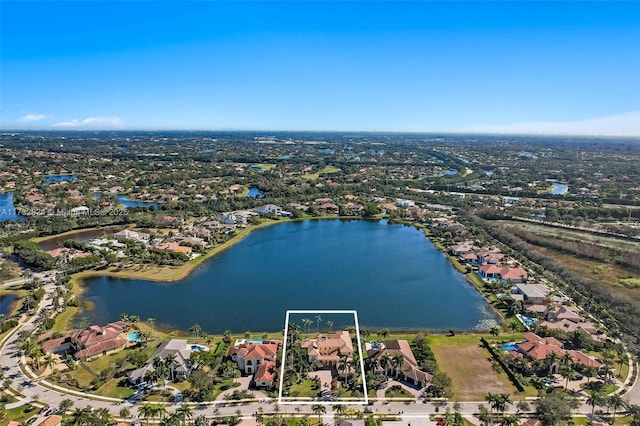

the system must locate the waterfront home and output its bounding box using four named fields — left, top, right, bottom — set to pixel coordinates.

left=256, top=204, right=283, bottom=216
left=366, top=340, right=432, bottom=388
left=514, top=332, right=602, bottom=369
left=114, top=229, right=150, bottom=243
left=449, top=241, right=474, bottom=256
left=228, top=339, right=281, bottom=375
left=41, top=321, right=130, bottom=361
left=480, top=265, right=528, bottom=283
left=318, top=202, right=339, bottom=213
left=45, top=248, right=92, bottom=264
left=511, top=283, right=550, bottom=302
left=217, top=213, right=247, bottom=225
left=287, top=202, right=308, bottom=212
left=155, top=241, right=192, bottom=255
left=127, top=339, right=199, bottom=385
left=300, top=331, right=353, bottom=368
